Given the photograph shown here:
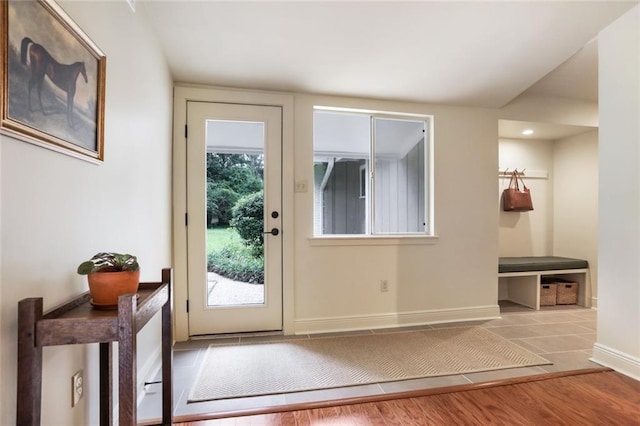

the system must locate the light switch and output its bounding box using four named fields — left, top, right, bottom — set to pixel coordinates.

left=295, top=180, right=308, bottom=193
